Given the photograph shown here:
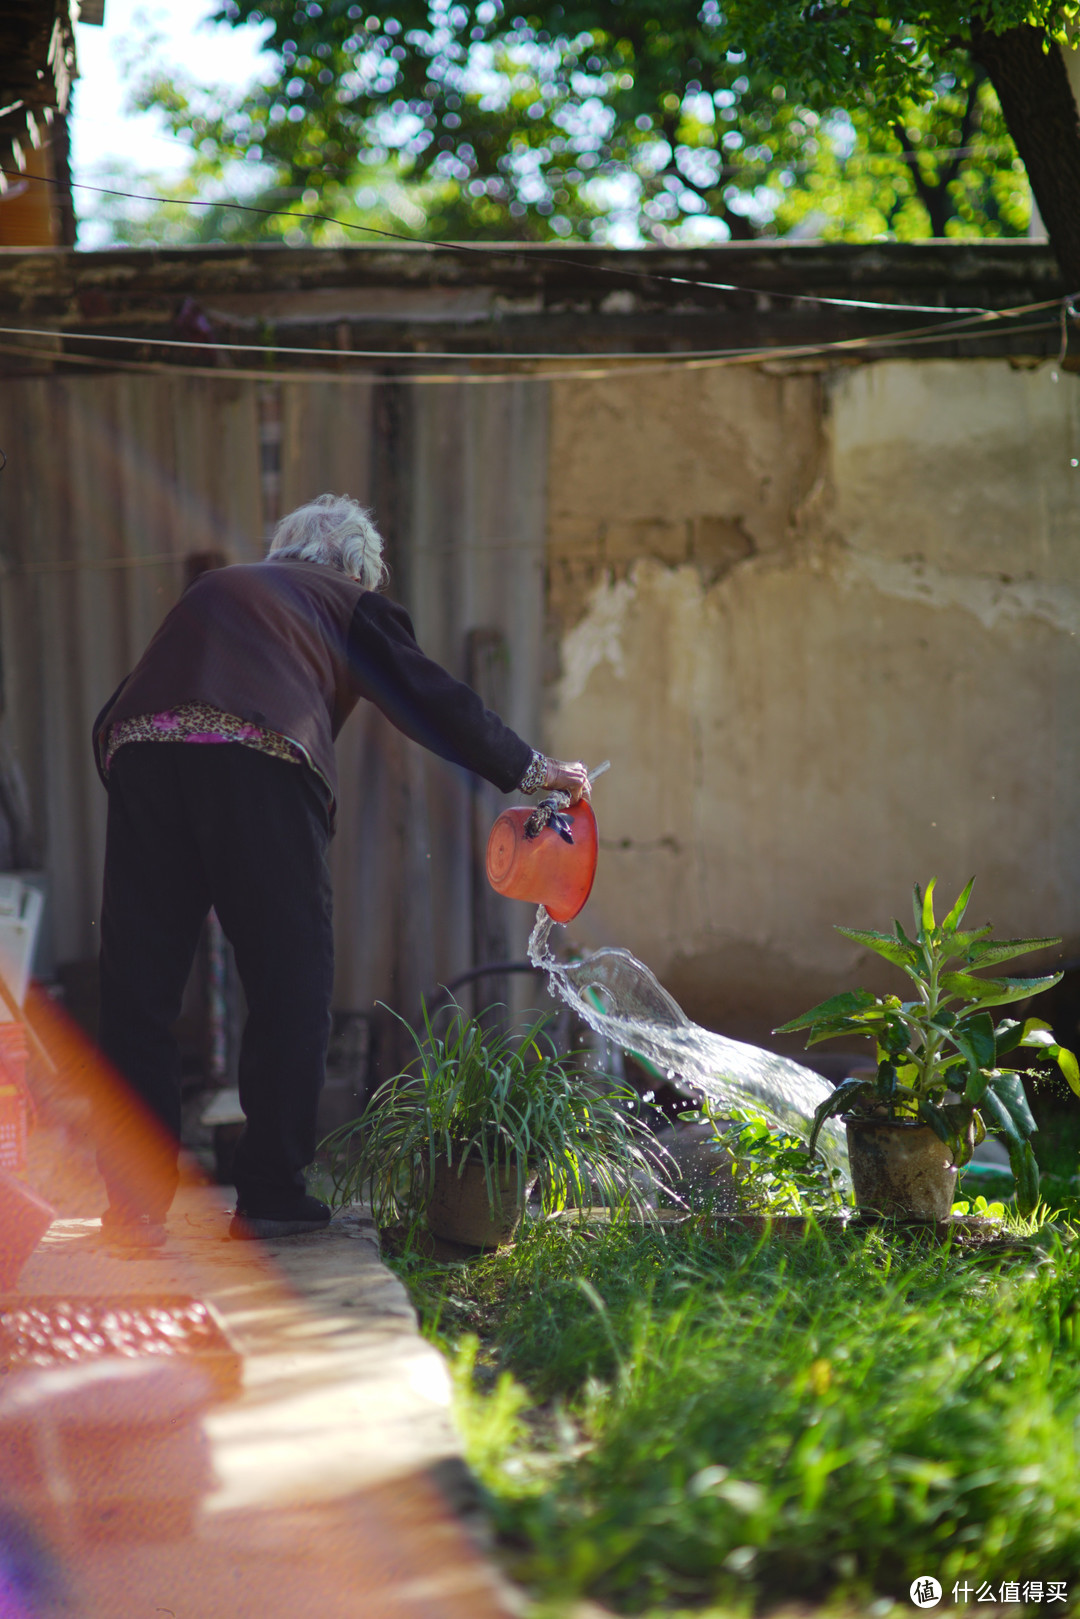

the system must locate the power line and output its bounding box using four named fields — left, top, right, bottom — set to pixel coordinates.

left=0, top=162, right=1050, bottom=319
left=0, top=315, right=1061, bottom=387
left=0, top=295, right=1048, bottom=364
